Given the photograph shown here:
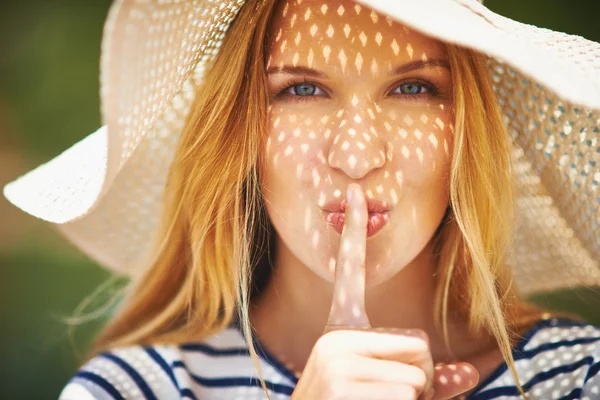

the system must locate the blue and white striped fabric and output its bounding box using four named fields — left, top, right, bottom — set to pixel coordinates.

left=59, top=318, right=600, bottom=399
